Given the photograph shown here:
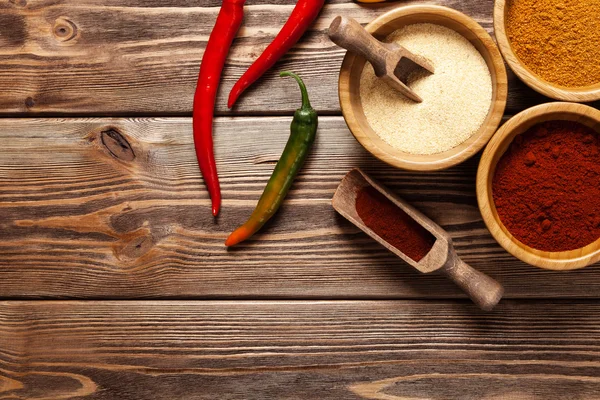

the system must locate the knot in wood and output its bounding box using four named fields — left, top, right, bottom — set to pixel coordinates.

left=120, top=234, right=154, bottom=260
left=25, top=96, right=35, bottom=108
left=53, top=17, right=78, bottom=42
left=101, top=128, right=136, bottom=162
